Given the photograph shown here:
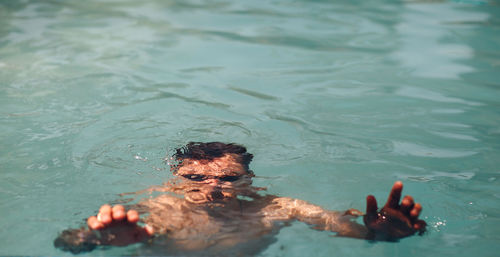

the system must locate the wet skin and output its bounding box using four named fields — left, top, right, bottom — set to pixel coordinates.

left=82, top=154, right=426, bottom=253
